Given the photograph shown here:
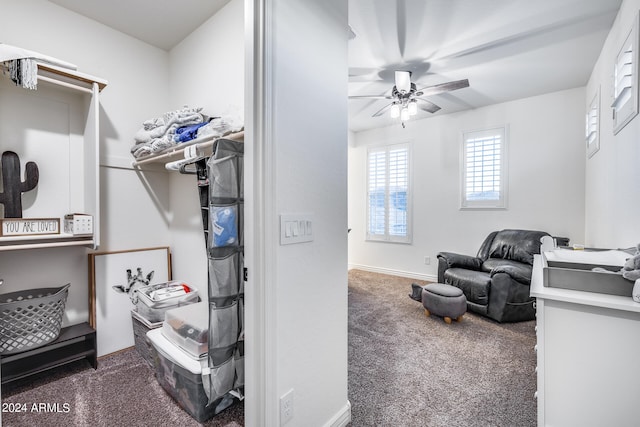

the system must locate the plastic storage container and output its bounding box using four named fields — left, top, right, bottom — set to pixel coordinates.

left=147, top=328, right=234, bottom=422
left=131, top=309, right=162, bottom=367
left=163, top=301, right=208, bottom=359
left=136, top=281, right=199, bottom=323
